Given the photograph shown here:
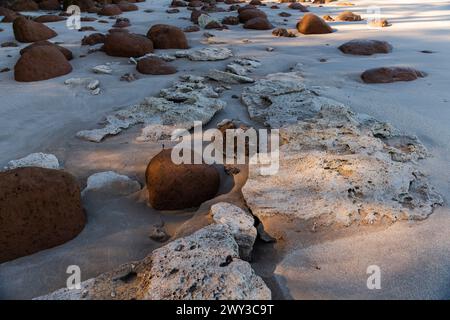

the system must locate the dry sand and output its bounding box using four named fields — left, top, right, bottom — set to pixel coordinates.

left=0, top=0, right=449, bottom=299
